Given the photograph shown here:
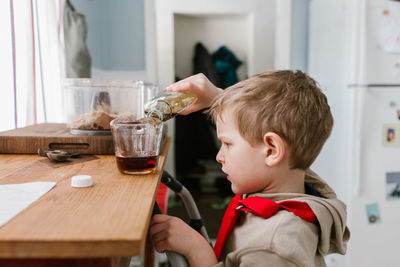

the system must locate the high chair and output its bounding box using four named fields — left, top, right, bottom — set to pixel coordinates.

left=152, top=171, right=212, bottom=267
